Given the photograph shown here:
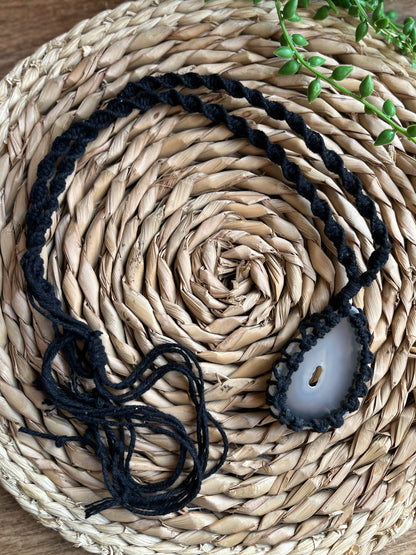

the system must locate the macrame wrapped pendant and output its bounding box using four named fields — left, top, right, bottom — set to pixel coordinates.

left=267, top=305, right=373, bottom=433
